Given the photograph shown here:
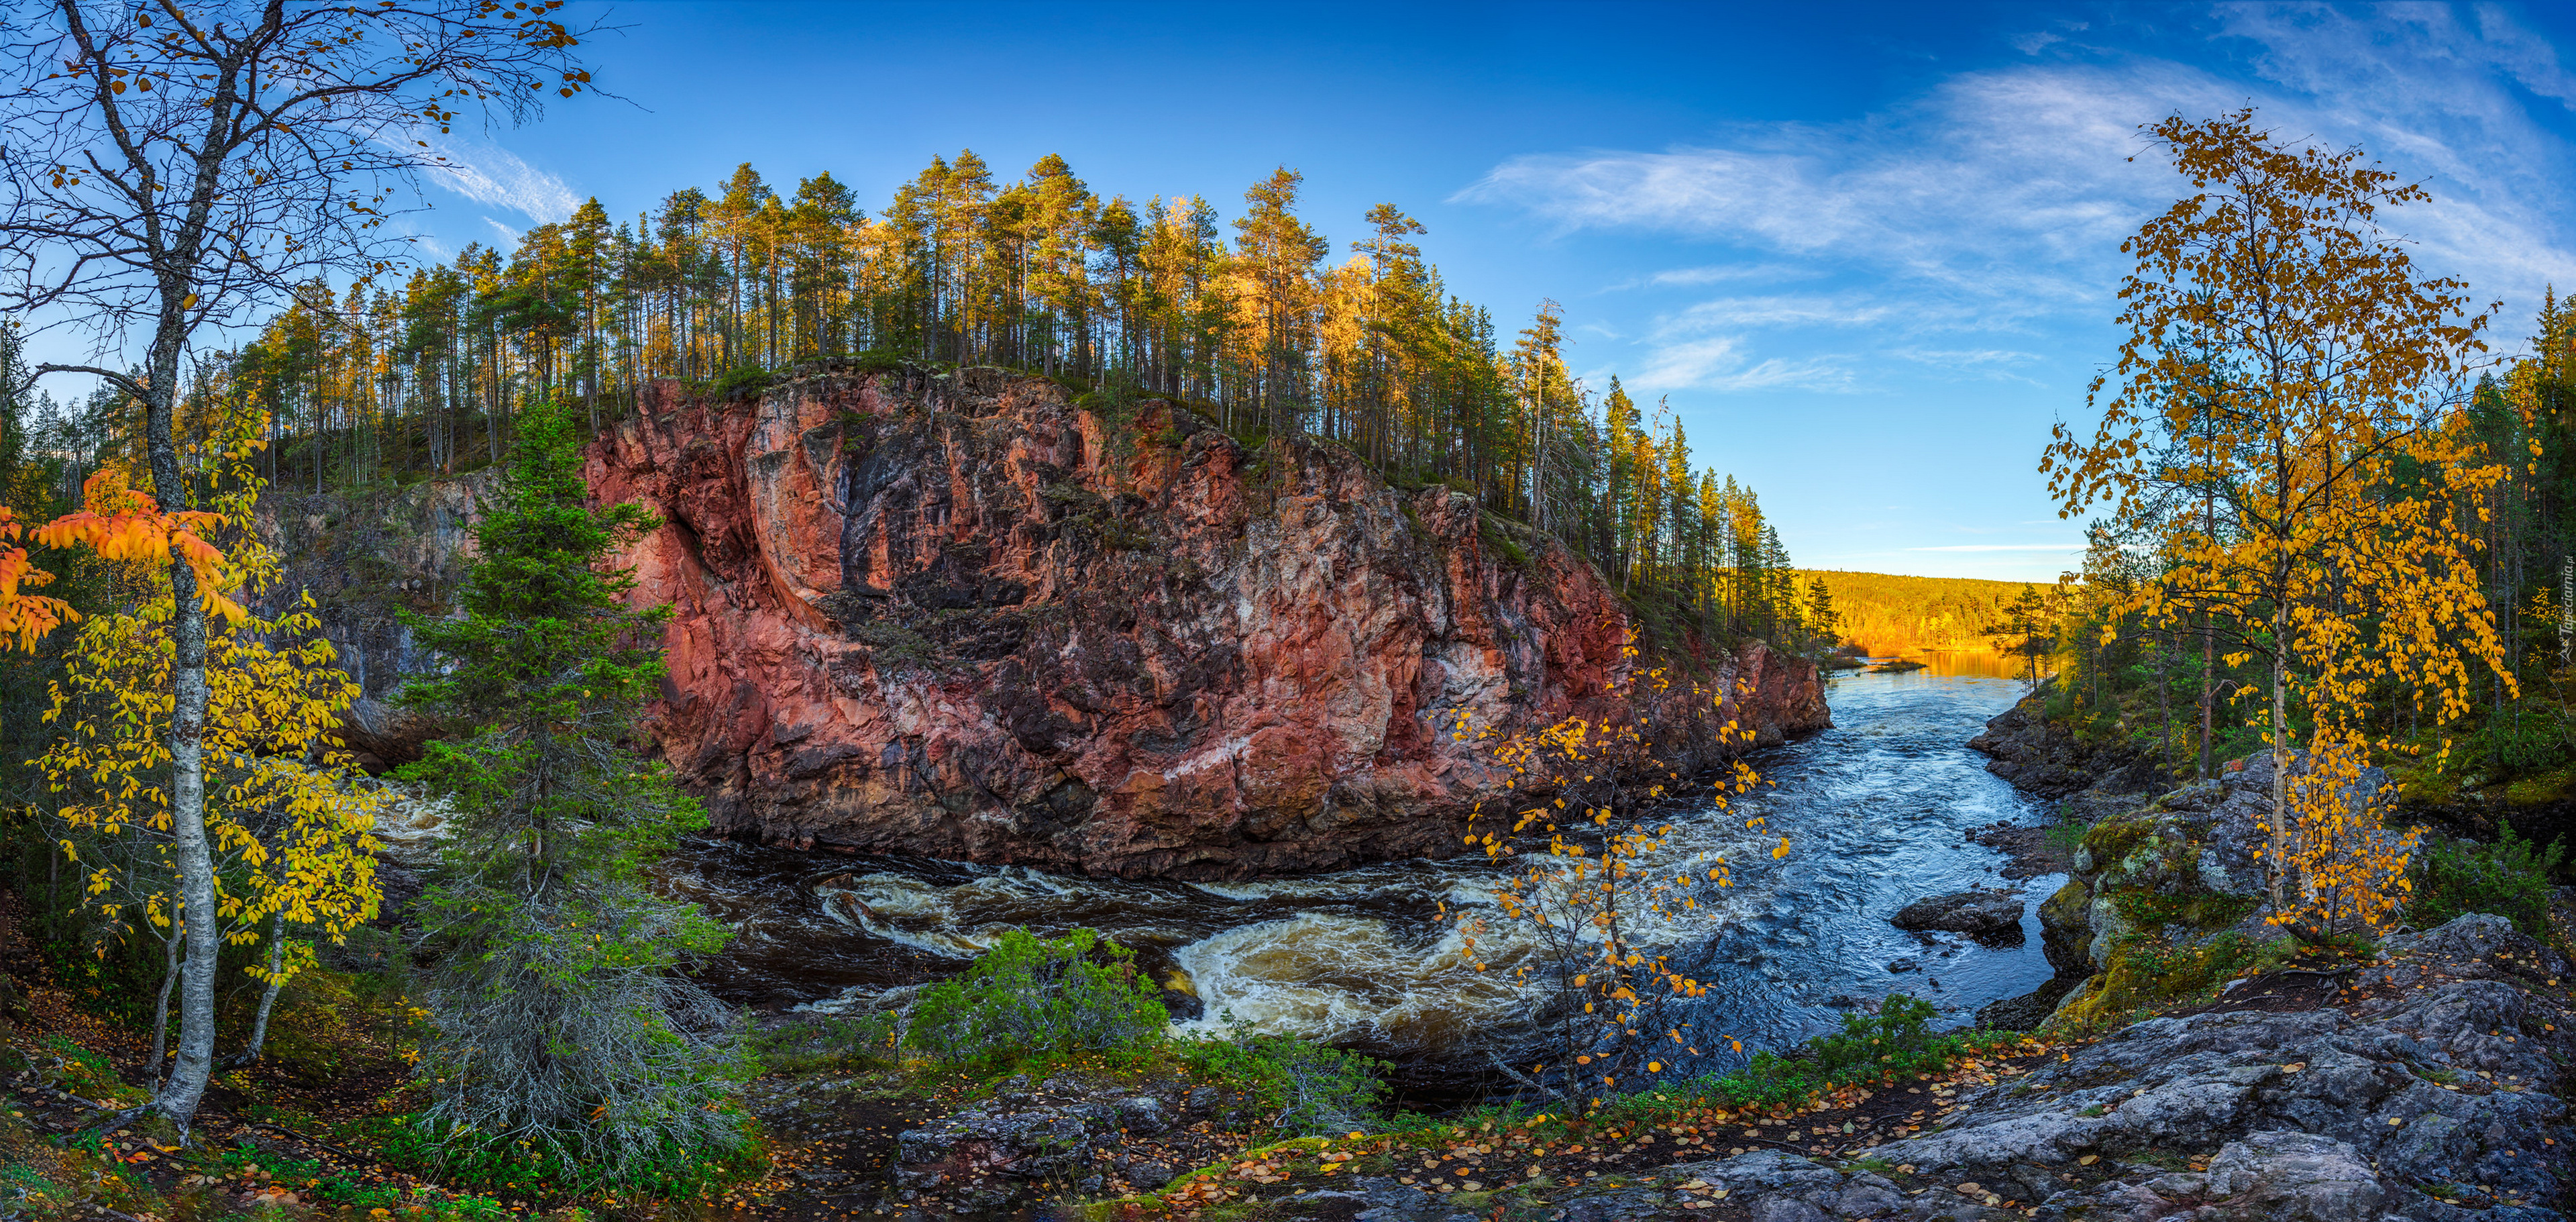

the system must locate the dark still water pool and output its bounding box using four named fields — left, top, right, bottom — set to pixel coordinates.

left=657, top=671, right=2061, bottom=1092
